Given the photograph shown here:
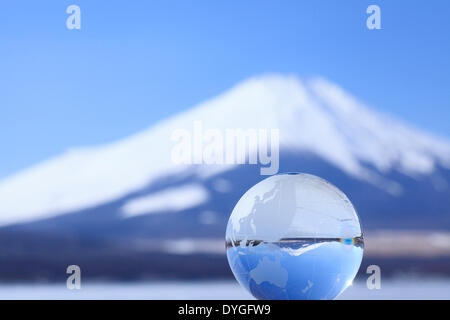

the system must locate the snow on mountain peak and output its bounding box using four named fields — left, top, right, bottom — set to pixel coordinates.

left=0, top=74, right=449, bottom=226
left=308, top=77, right=450, bottom=175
